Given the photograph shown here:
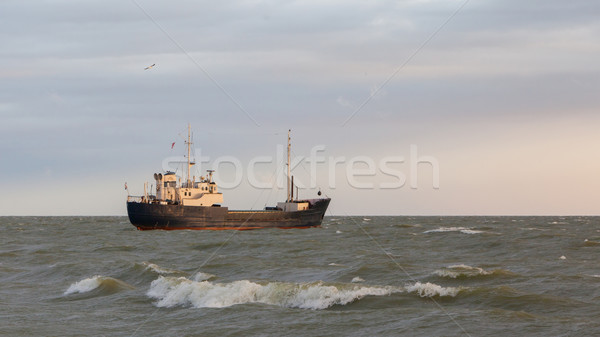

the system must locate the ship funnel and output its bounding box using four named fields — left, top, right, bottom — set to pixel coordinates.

left=154, top=173, right=158, bottom=180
